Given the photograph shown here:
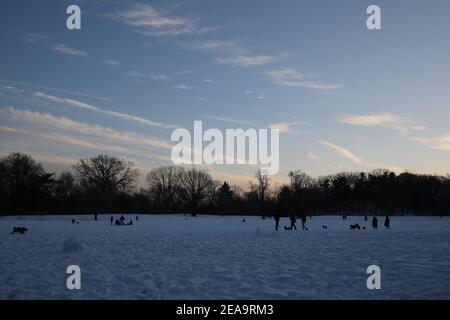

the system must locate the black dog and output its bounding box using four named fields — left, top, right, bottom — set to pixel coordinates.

left=11, top=227, right=28, bottom=234
left=322, top=225, right=328, bottom=230
left=349, top=224, right=361, bottom=230
left=284, top=226, right=292, bottom=230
